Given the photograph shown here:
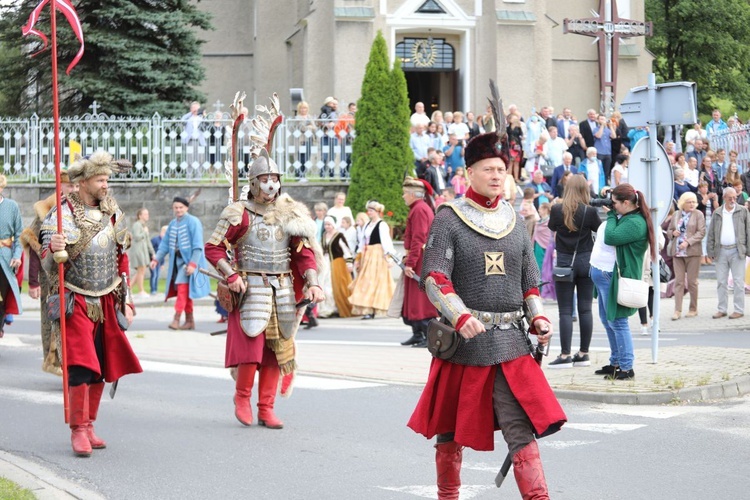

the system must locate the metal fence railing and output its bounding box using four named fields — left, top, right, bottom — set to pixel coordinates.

left=710, top=125, right=750, bottom=169
left=0, top=113, right=355, bottom=183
